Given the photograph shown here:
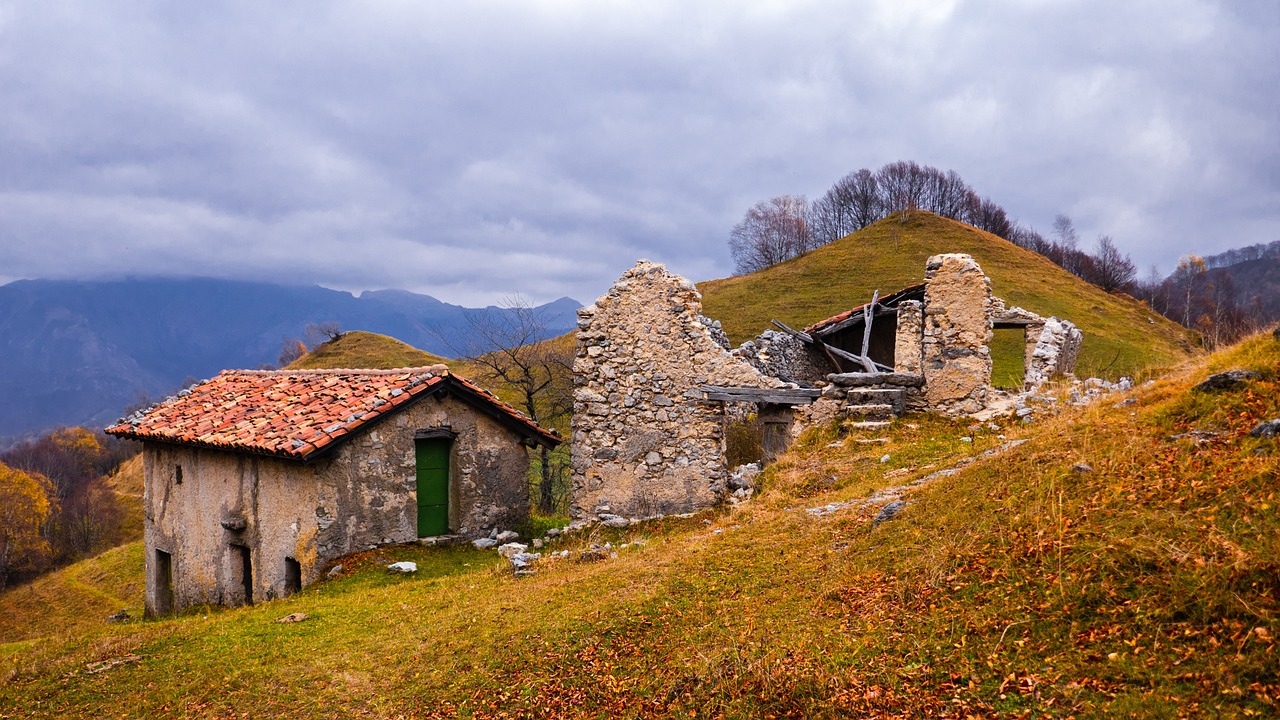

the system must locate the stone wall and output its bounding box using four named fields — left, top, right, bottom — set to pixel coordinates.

left=142, top=394, right=531, bottom=615
left=921, top=254, right=994, bottom=416
left=733, top=329, right=829, bottom=386
left=893, top=300, right=924, bottom=374
left=571, top=261, right=778, bottom=522
left=1025, top=317, right=1084, bottom=387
